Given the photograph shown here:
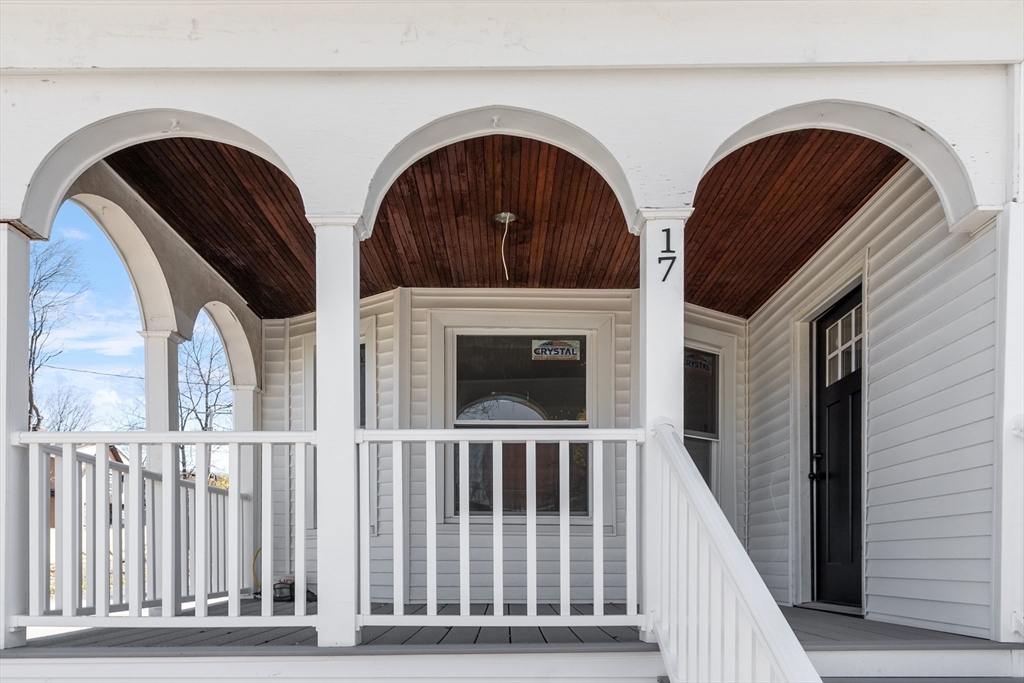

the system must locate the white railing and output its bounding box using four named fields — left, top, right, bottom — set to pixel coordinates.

left=356, top=428, right=644, bottom=628
left=12, top=431, right=316, bottom=628
left=650, top=423, right=821, bottom=682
